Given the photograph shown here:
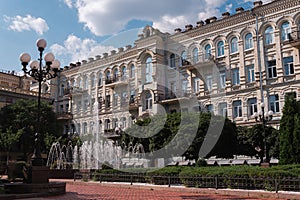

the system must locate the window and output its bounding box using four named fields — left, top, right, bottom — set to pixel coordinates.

left=145, top=57, right=153, bottom=83
left=247, top=98, right=257, bottom=116
left=113, top=93, right=118, bottom=107
left=181, top=50, right=187, bottom=66
left=246, top=65, right=255, bottom=83
left=192, top=48, right=198, bottom=63
left=130, top=65, right=135, bottom=78
left=245, top=33, right=253, bottom=50
left=269, top=94, right=280, bottom=113
left=106, top=71, right=111, bottom=82
left=219, top=71, right=226, bottom=89
left=283, top=56, right=294, bottom=76
left=83, top=122, right=87, bottom=134
left=78, top=78, right=82, bottom=89
left=182, top=79, right=188, bottom=94
left=204, top=44, right=211, bottom=60
left=267, top=60, right=277, bottom=78
left=104, top=119, right=110, bottom=130
left=218, top=103, right=227, bottom=117
left=281, top=21, right=291, bottom=41
left=113, top=69, right=119, bottom=81
left=143, top=92, right=152, bottom=111
left=98, top=73, right=103, bottom=86
left=60, top=84, right=65, bottom=96
left=77, top=101, right=81, bottom=112
left=105, top=95, right=110, bottom=108
left=265, top=26, right=274, bottom=45
left=233, top=100, right=242, bottom=118
left=217, top=41, right=225, bottom=57
left=206, top=104, right=214, bottom=113
left=170, top=54, right=175, bottom=68
left=194, top=77, right=200, bottom=93
left=230, top=37, right=238, bottom=54
left=121, top=66, right=127, bottom=80
left=232, top=68, right=240, bottom=85
left=84, top=77, right=88, bottom=90
left=91, top=74, right=96, bottom=88
left=205, top=74, right=213, bottom=91
left=170, top=82, right=177, bottom=95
